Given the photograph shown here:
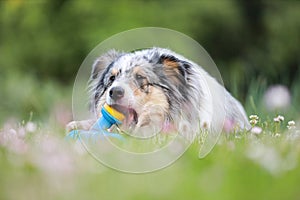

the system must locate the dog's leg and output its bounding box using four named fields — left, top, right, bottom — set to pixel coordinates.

left=66, top=119, right=96, bottom=133
left=133, top=109, right=165, bottom=138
